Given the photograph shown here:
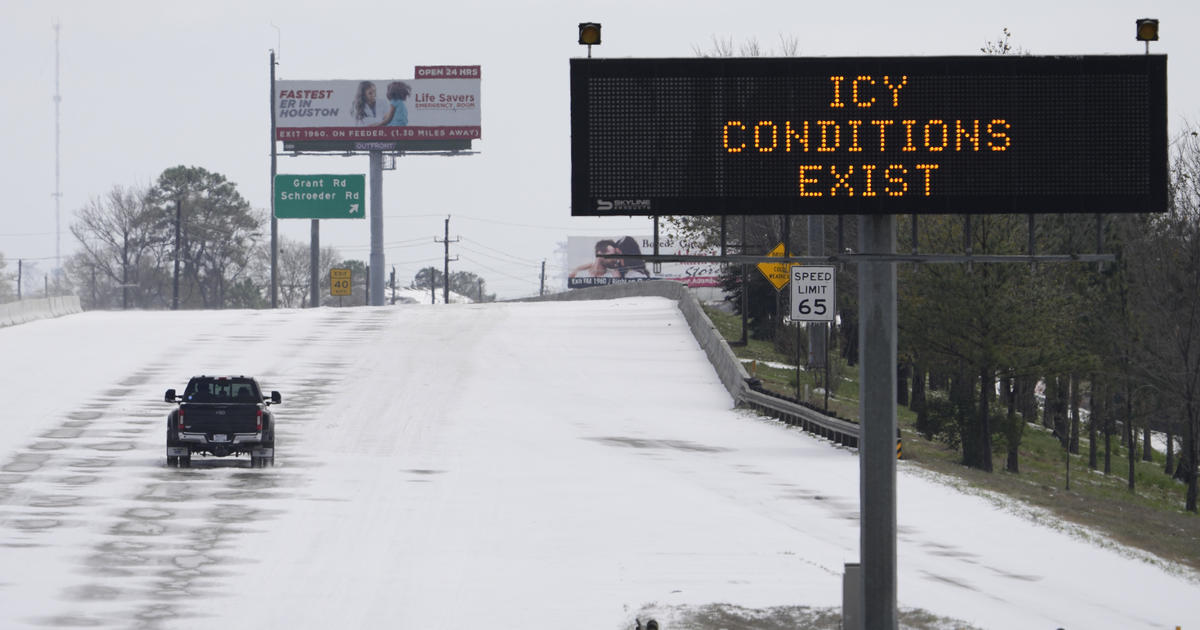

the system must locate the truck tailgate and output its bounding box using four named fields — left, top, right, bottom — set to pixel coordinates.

left=181, top=403, right=259, bottom=434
